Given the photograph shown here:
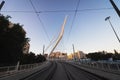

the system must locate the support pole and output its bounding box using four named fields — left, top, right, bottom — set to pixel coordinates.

left=109, top=0, right=120, bottom=17
left=43, top=45, right=45, bottom=55
left=0, top=1, right=5, bottom=11
left=72, top=44, right=75, bottom=60
left=105, top=16, right=120, bottom=44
